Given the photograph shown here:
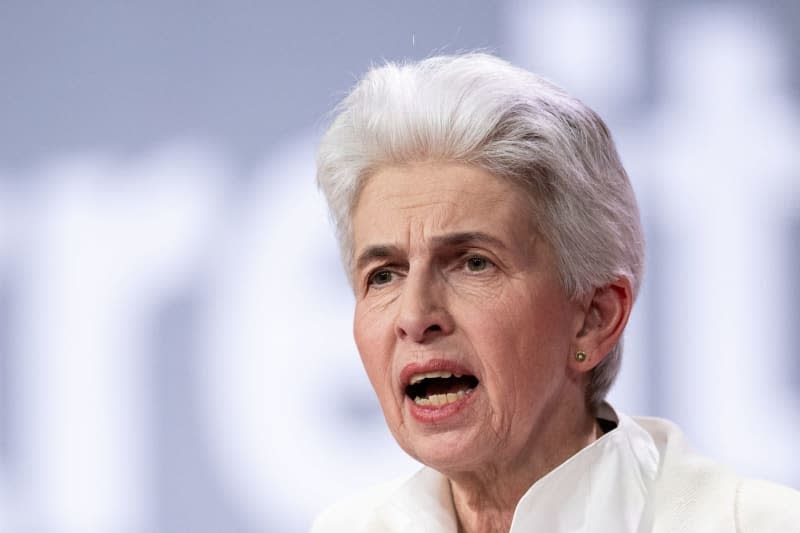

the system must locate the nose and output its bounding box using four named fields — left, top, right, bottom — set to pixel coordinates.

left=394, top=271, right=454, bottom=343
